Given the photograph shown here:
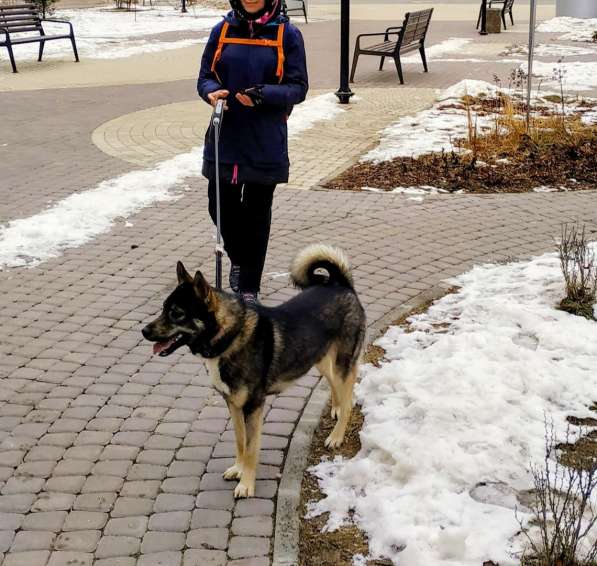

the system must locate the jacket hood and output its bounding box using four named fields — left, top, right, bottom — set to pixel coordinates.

left=223, top=9, right=288, bottom=27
